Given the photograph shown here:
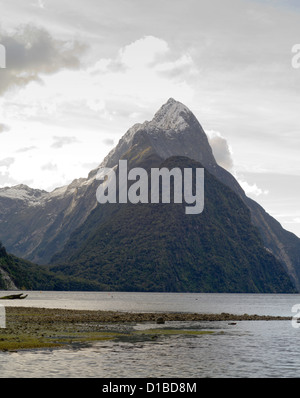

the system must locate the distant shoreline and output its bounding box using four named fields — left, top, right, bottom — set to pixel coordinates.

left=0, top=307, right=292, bottom=352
